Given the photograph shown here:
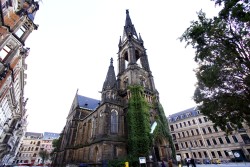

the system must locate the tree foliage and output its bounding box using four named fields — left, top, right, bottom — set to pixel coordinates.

left=38, top=149, right=50, bottom=164
left=180, top=0, right=250, bottom=132
left=127, top=85, right=151, bottom=157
